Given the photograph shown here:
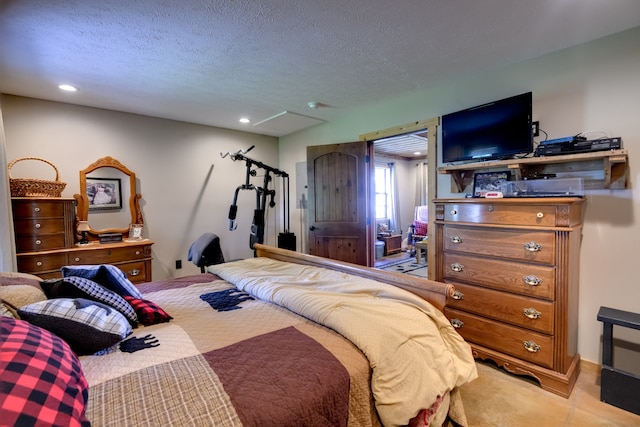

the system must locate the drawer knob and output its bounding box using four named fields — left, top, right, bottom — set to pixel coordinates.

left=35, top=223, right=41, bottom=229
left=450, top=235, right=463, bottom=244
left=34, top=207, right=41, bottom=212
left=523, top=275, right=542, bottom=286
left=450, top=209, right=457, bottom=215
left=536, top=212, right=544, bottom=219
left=523, top=340, right=541, bottom=353
left=135, top=250, right=141, bottom=255
left=523, top=308, right=542, bottom=319
left=36, top=261, right=42, bottom=267
left=450, top=318, right=464, bottom=329
left=74, top=257, right=81, bottom=262
left=524, top=241, right=542, bottom=252
left=452, top=290, right=464, bottom=300
left=35, top=239, right=42, bottom=245
left=129, top=269, right=141, bottom=276
left=451, top=262, right=464, bottom=272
